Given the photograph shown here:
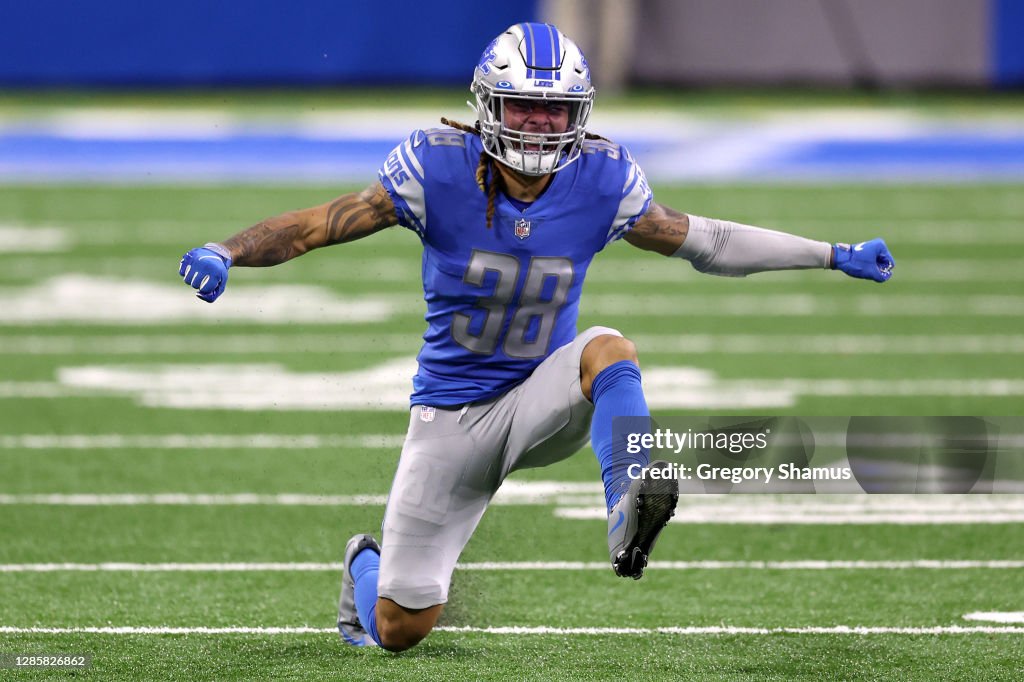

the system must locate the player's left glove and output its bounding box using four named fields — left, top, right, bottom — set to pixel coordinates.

left=179, top=243, right=232, bottom=303
left=832, top=238, right=894, bottom=283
